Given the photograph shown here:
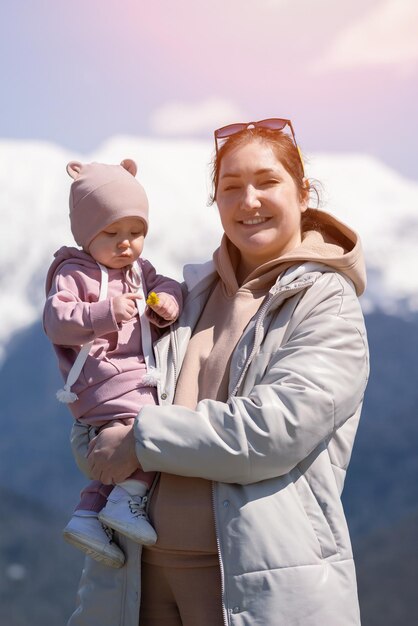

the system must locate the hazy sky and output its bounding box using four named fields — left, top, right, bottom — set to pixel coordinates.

left=1, top=0, right=417, bottom=178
